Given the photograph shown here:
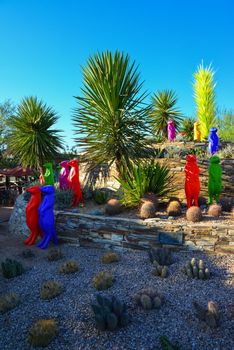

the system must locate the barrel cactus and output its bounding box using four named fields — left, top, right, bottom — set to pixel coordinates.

left=92, top=271, right=115, bottom=290
left=208, top=204, right=222, bottom=217
left=141, top=192, right=158, bottom=209
left=139, top=201, right=156, bottom=219
left=105, top=199, right=122, bottom=215
left=1, top=258, right=24, bottom=279
left=166, top=200, right=182, bottom=217
left=152, top=261, right=169, bottom=278
left=91, top=294, right=130, bottom=331
left=193, top=300, right=219, bottom=328
left=101, top=252, right=120, bottom=264
left=28, top=319, right=58, bottom=347
left=182, top=258, right=210, bottom=280
left=133, top=288, right=163, bottom=310
left=186, top=206, right=203, bottom=222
